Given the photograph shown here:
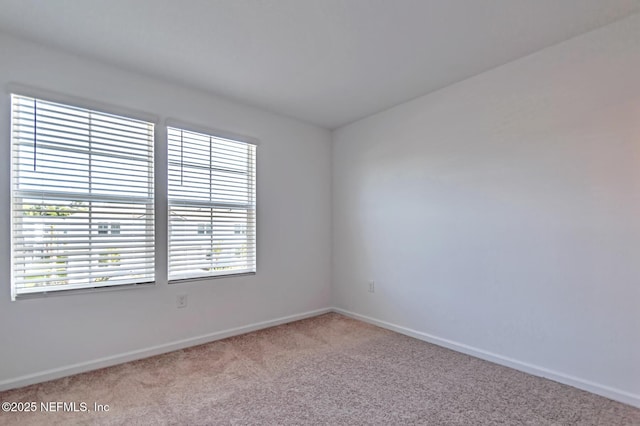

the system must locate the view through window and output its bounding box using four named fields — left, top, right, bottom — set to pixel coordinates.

left=11, top=94, right=155, bottom=297
left=167, top=126, right=256, bottom=281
